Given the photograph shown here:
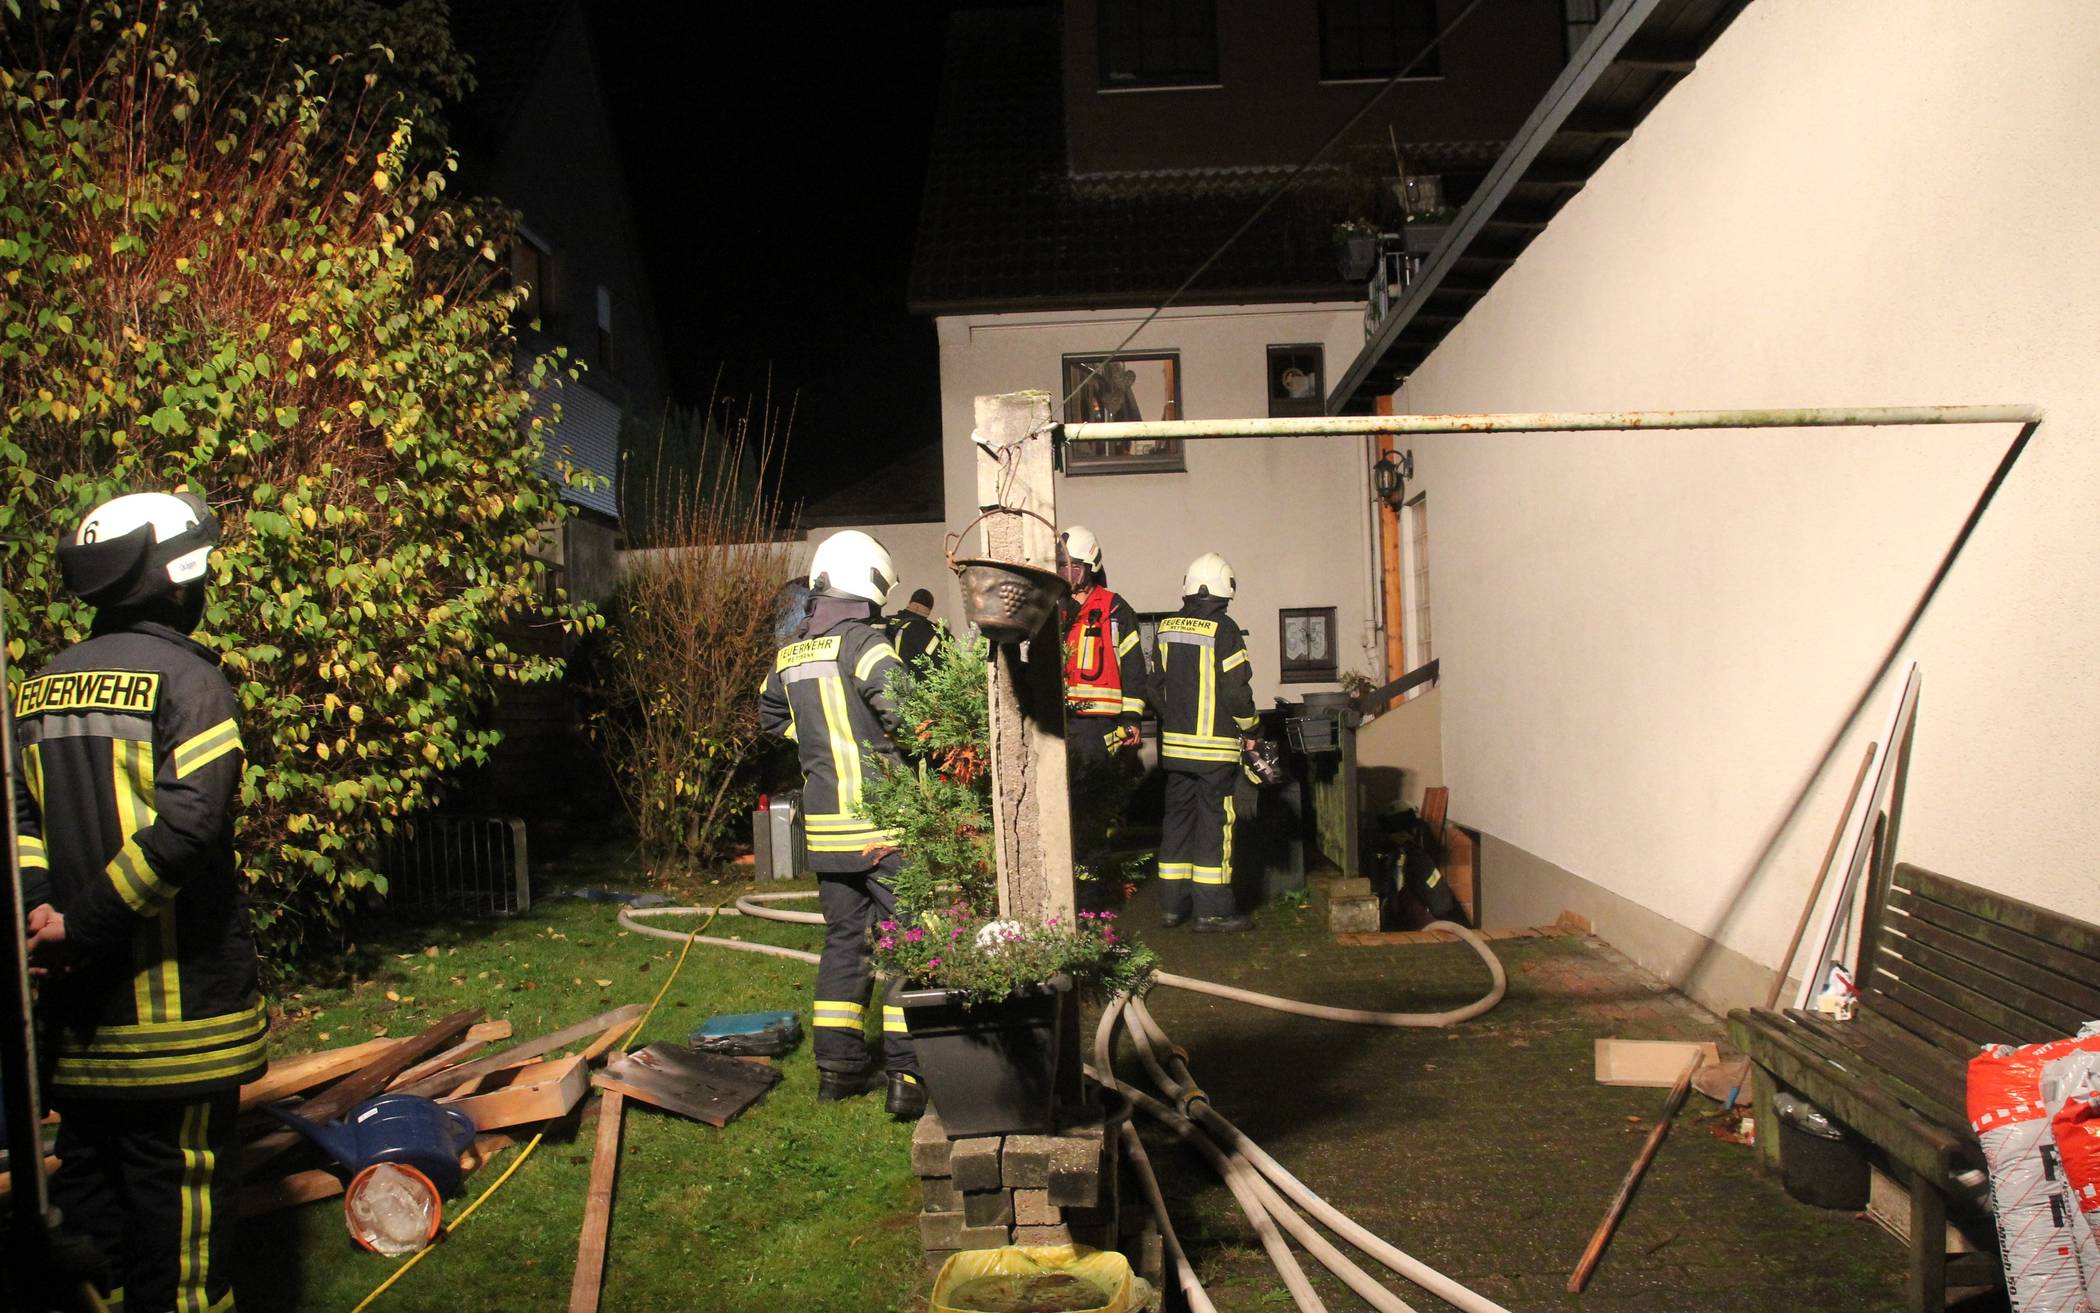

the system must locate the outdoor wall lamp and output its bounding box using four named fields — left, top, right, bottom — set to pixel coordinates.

left=1373, top=449, right=1413, bottom=510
